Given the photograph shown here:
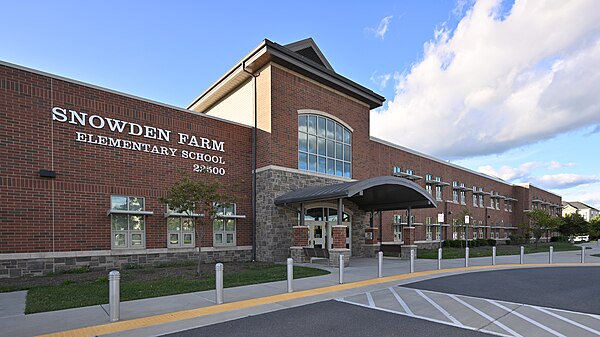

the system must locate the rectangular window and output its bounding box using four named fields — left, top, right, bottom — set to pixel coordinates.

left=435, top=185, right=442, bottom=201
left=214, top=203, right=237, bottom=246
left=460, top=191, right=466, bottom=204
left=426, top=225, right=432, bottom=241
left=426, top=184, right=432, bottom=195
left=111, top=196, right=146, bottom=249
left=393, top=215, right=403, bottom=242
left=452, top=219, right=458, bottom=240
left=479, top=195, right=484, bottom=207
left=453, top=190, right=458, bottom=203
left=167, top=208, right=195, bottom=248
left=473, top=194, right=478, bottom=207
